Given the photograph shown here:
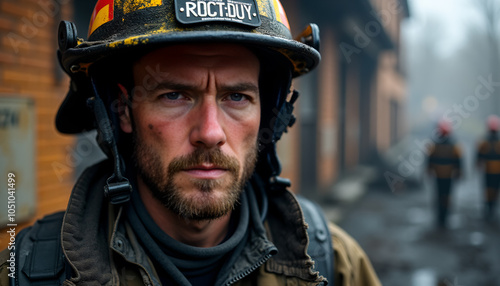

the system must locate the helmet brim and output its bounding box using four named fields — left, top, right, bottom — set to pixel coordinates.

left=63, top=30, right=320, bottom=77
